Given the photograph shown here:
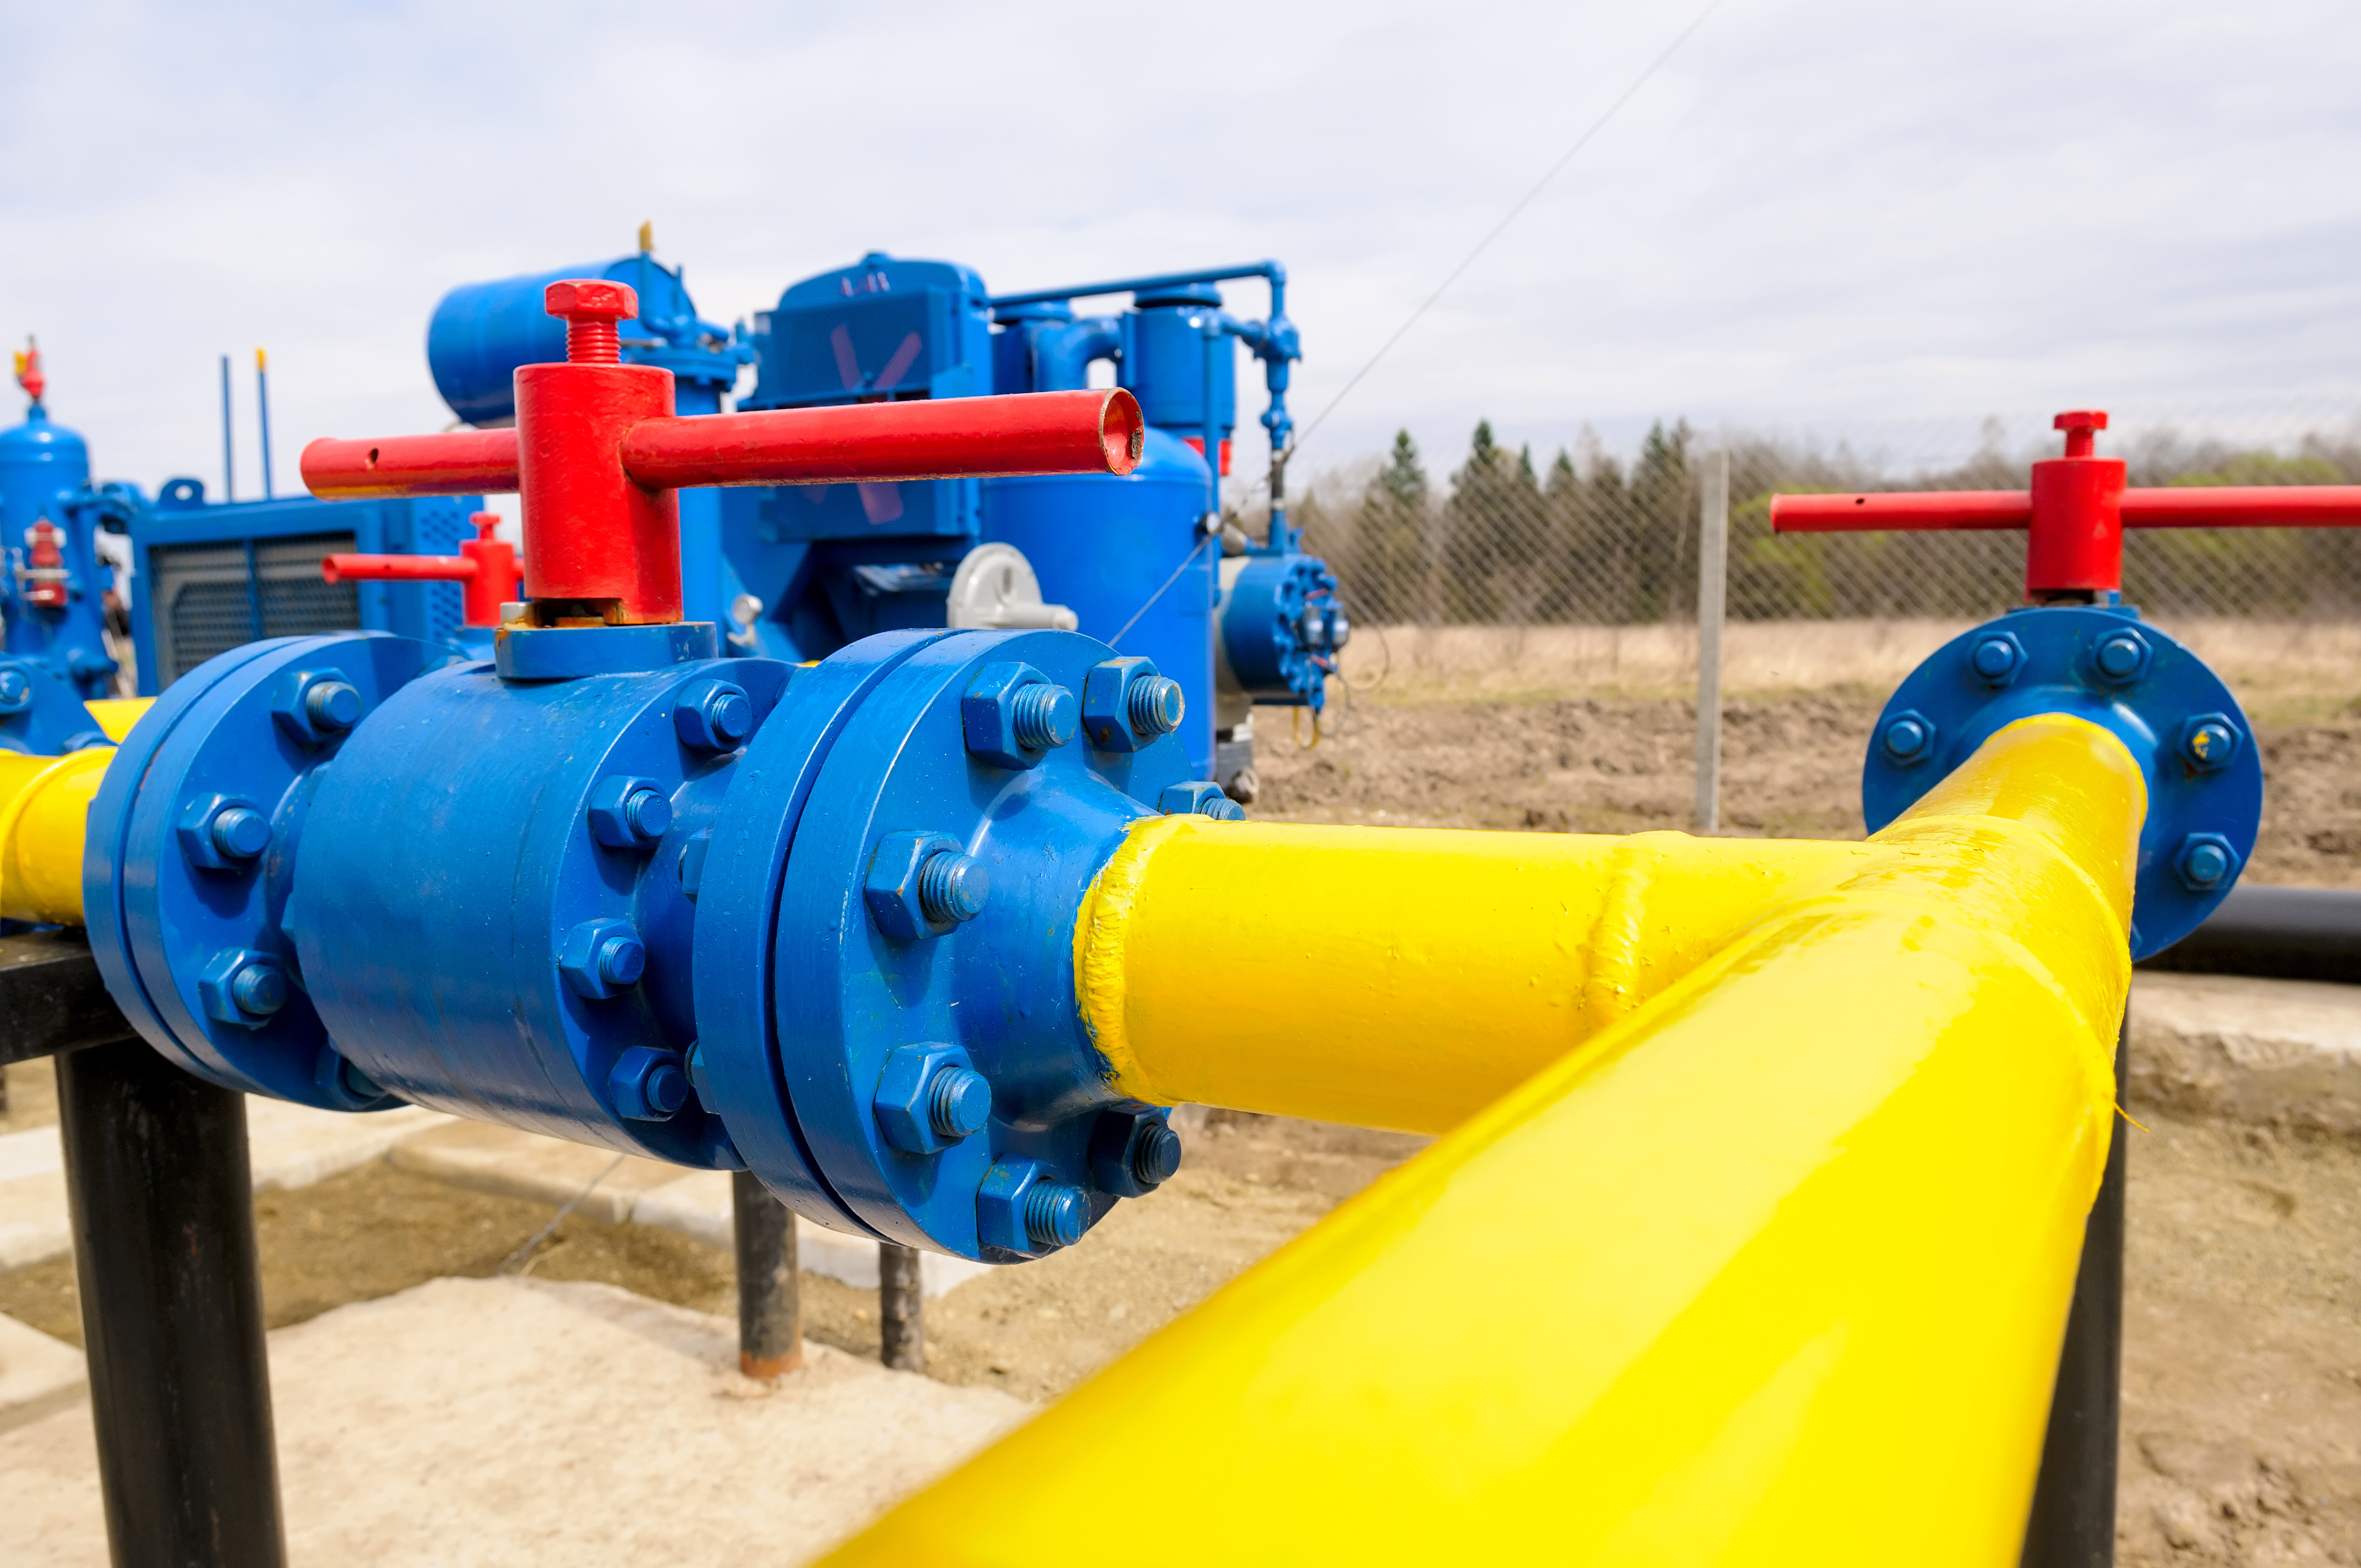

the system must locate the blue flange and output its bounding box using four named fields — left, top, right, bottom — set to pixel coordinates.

left=1864, top=606, right=2262, bottom=959
left=1217, top=552, right=1345, bottom=710
left=0, top=655, right=111, bottom=755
